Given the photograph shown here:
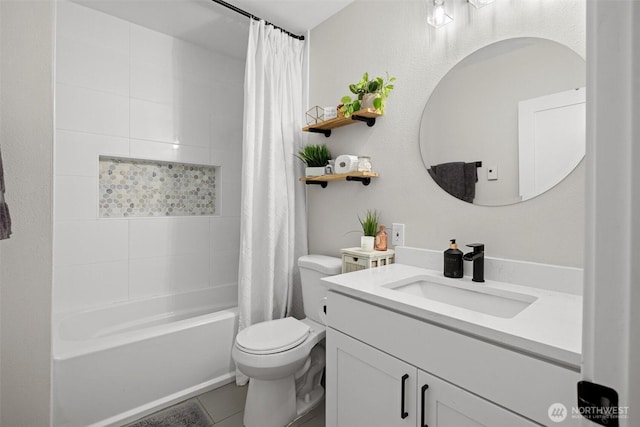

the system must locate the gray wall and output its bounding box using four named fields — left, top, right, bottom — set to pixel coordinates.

left=307, top=0, right=585, bottom=268
left=0, top=0, right=54, bottom=425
